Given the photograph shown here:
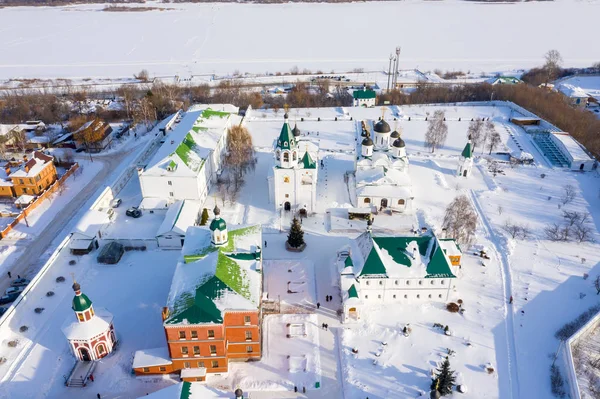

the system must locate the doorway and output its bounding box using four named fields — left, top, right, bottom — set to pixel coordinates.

left=380, top=199, right=388, bottom=208
left=284, top=202, right=291, bottom=211
left=580, top=163, right=585, bottom=170
left=79, top=347, right=91, bottom=362
left=463, top=170, right=468, bottom=177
